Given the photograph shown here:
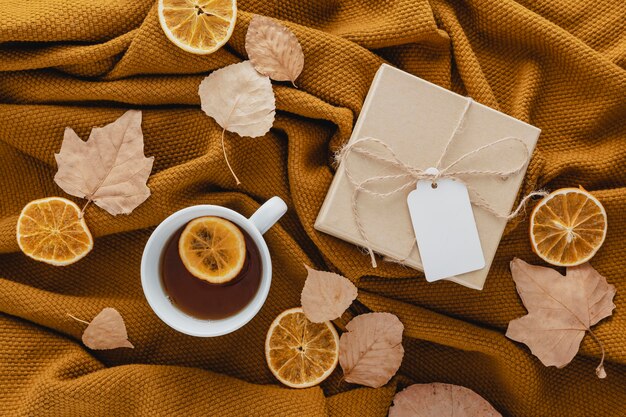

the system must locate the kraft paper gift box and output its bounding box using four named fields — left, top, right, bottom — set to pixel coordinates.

left=315, top=63, right=541, bottom=290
